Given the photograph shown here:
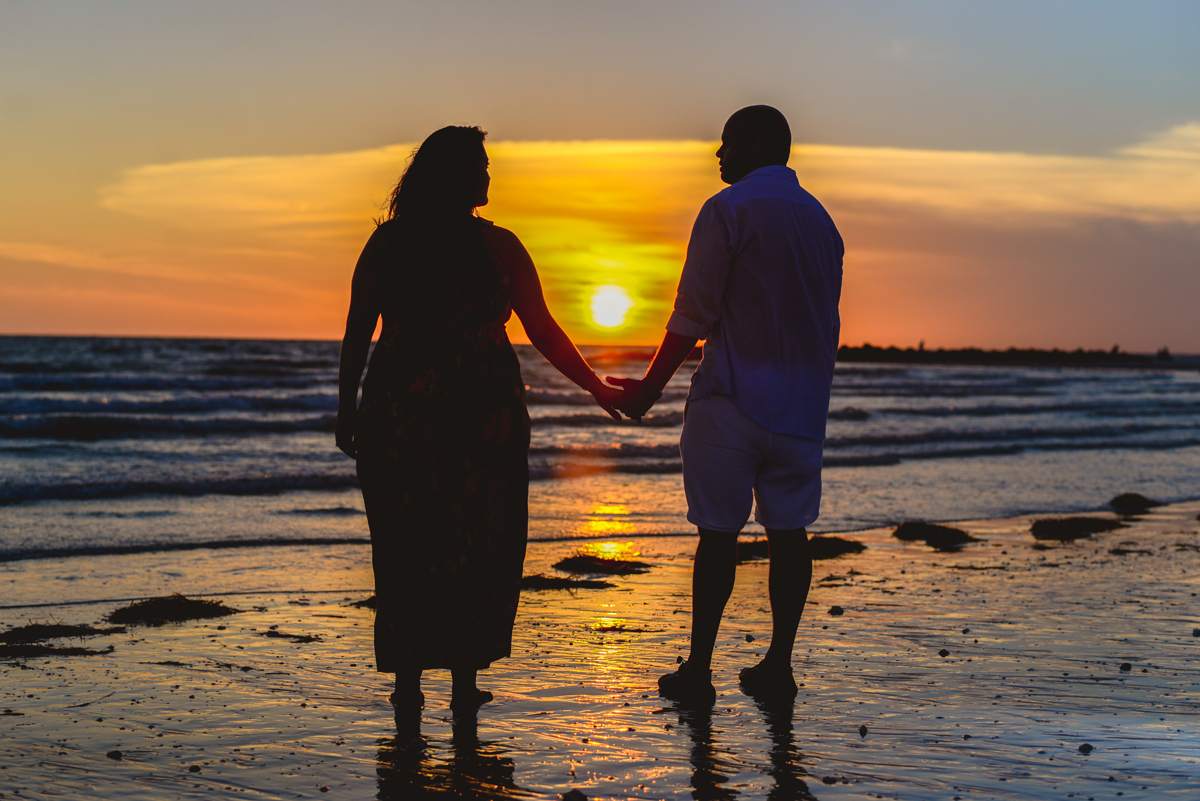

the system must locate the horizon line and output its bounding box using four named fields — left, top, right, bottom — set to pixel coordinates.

left=0, top=332, right=1190, bottom=357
